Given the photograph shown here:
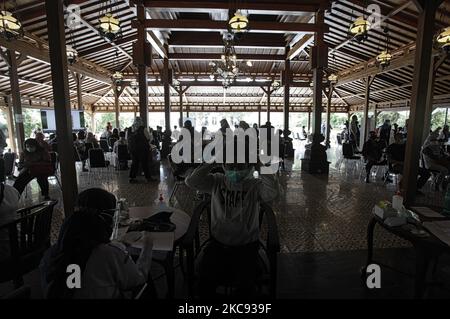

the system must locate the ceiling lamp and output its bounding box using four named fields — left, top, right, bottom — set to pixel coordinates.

left=66, top=45, right=78, bottom=65
left=99, top=12, right=121, bottom=41
left=210, top=34, right=240, bottom=88
left=348, top=16, right=370, bottom=43
left=112, top=71, right=123, bottom=85
left=436, top=27, right=450, bottom=53
left=130, top=80, right=138, bottom=91
left=376, top=50, right=392, bottom=69
left=328, top=73, right=338, bottom=84
left=0, top=10, right=23, bottom=40
left=228, top=10, right=249, bottom=33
